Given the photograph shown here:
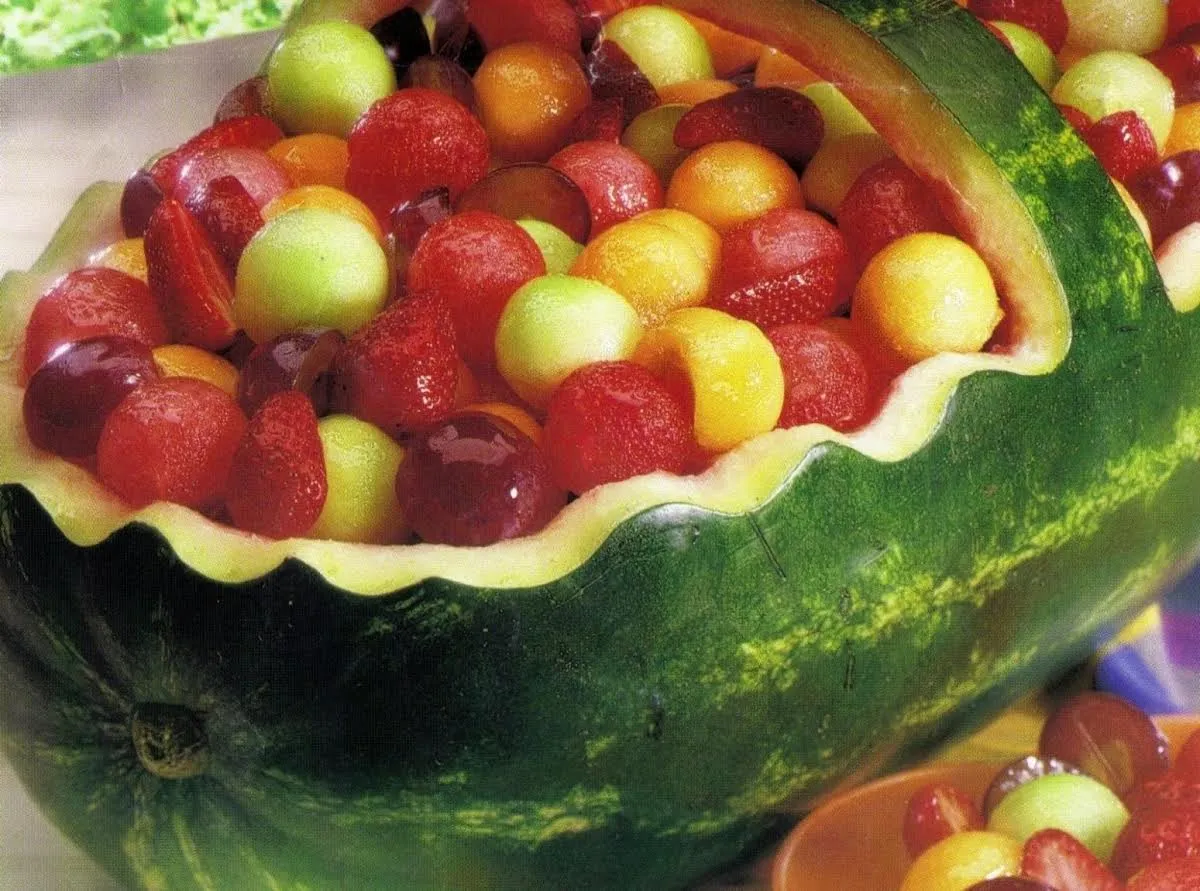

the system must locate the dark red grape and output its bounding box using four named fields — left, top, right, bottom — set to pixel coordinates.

left=1126, top=150, right=1200, bottom=243
left=23, top=336, right=160, bottom=458
left=455, top=163, right=592, bottom=244
left=401, top=55, right=478, bottom=115
left=982, top=754, right=1083, bottom=816
left=120, top=168, right=165, bottom=238
left=236, top=328, right=346, bottom=418
left=585, top=37, right=659, bottom=126
left=370, top=6, right=432, bottom=80
left=1148, top=42, right=1200, bottom=105
left=388, top=187, right=454, bottom=291
left=213, top=76, right=269, bottom=122
left=394, top=412, right=567, bottom=546
left=1038, top=691, right=1169, bottom=797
